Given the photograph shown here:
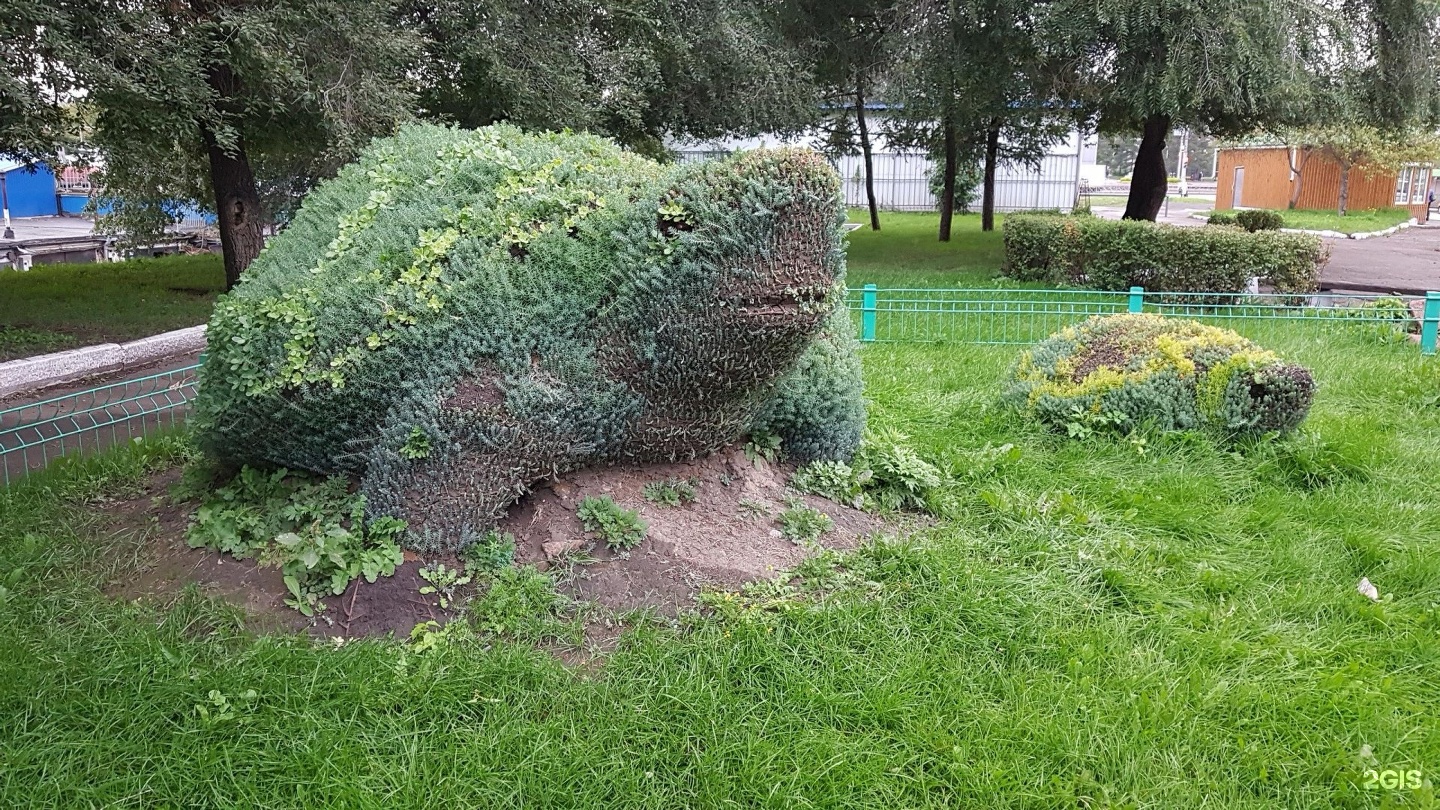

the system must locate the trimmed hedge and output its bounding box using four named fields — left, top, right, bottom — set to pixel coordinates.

left=1235, top=209, right=1284, bottom=232
left=1005, top=314, right=1316, bottom=438
left=1003, top=214, right=1326, bottom=293
left=194, top=124, right=863, bottom=550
